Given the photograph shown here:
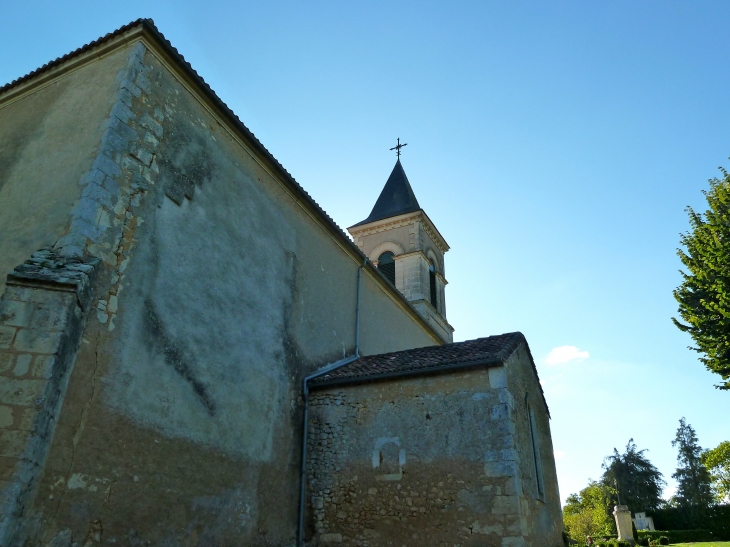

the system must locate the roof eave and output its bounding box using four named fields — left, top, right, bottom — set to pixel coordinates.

left=309, top=357, right=505, bottom=390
